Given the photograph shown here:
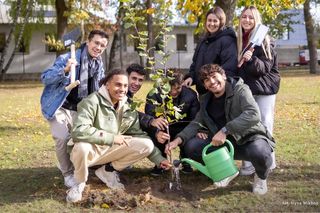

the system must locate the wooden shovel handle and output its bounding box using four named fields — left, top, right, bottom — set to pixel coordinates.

left=65, top=80, right=80, bottom=91
left=238, top=47, right=255, bottom=68
left=238, top=58, right=245, bottom=68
